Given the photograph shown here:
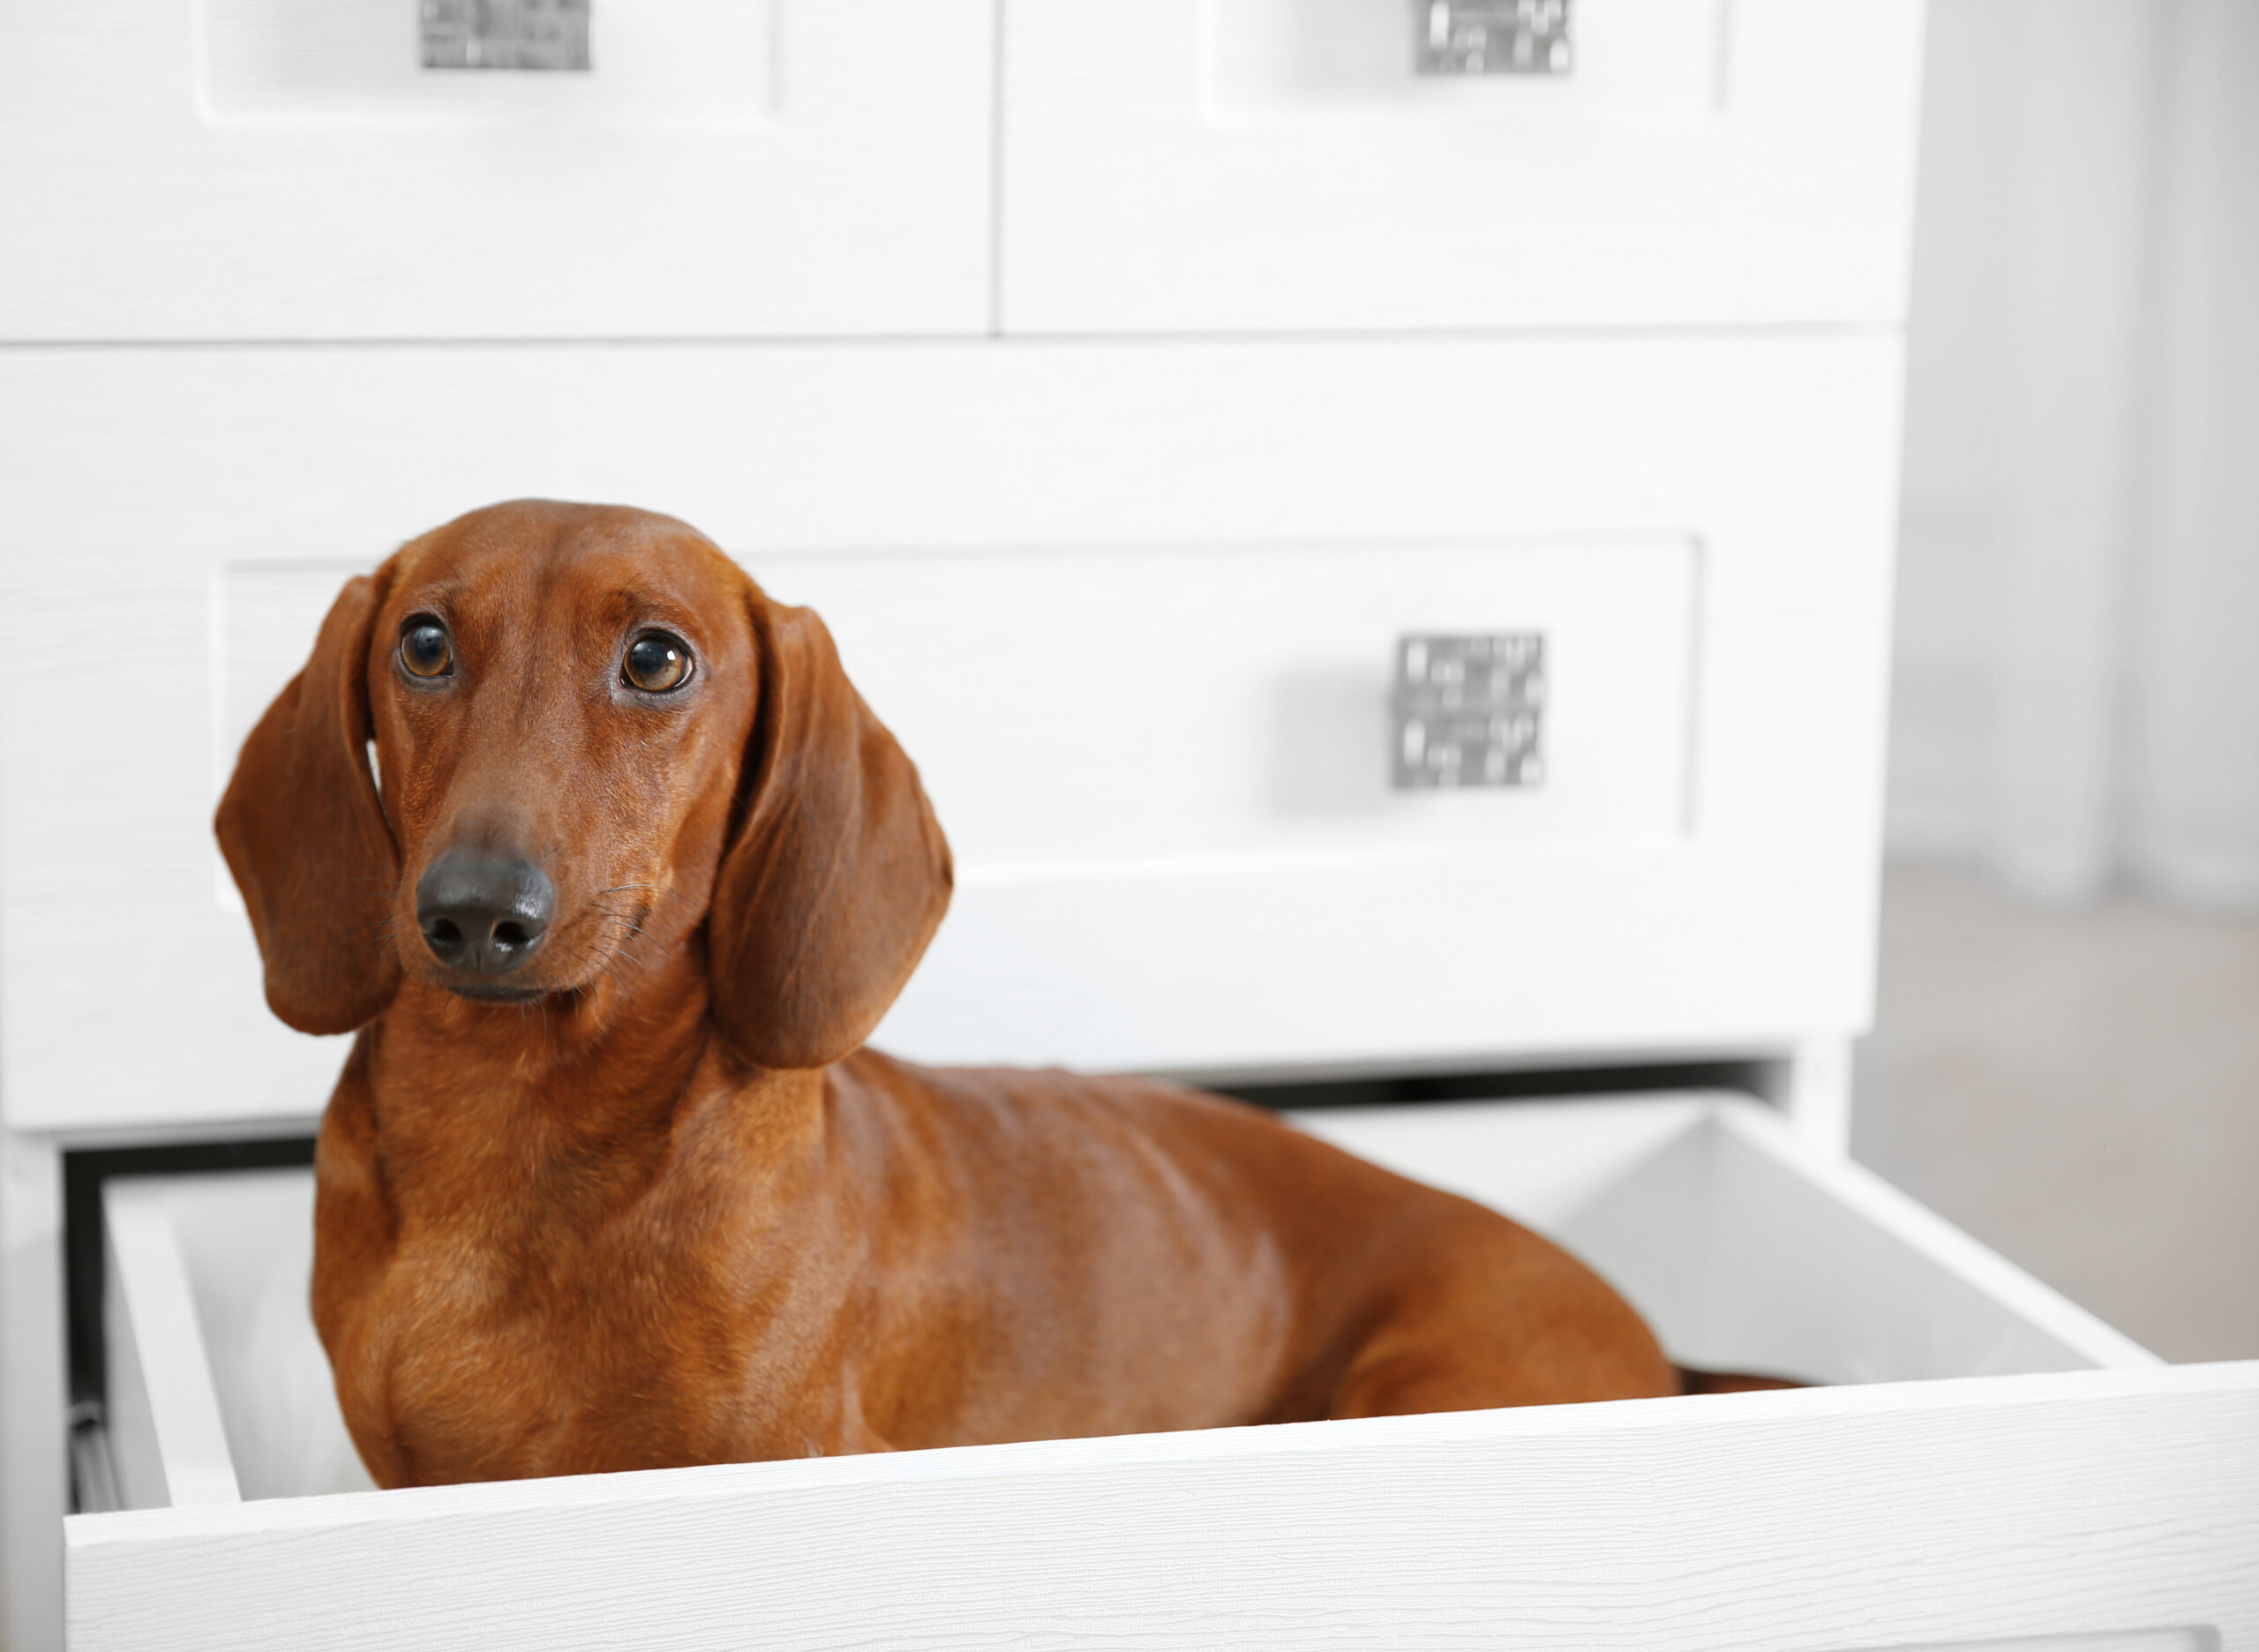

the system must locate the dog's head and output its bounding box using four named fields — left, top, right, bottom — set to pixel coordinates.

left=215, top=500, right=951, bottom=1070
